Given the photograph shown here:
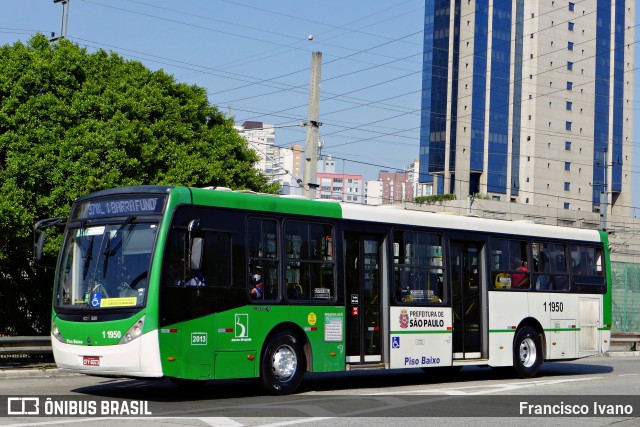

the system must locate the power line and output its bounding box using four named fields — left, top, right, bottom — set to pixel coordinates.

left=5, top=0, right=640, bottom=210
left=69, top=1, right=640, bottom=165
